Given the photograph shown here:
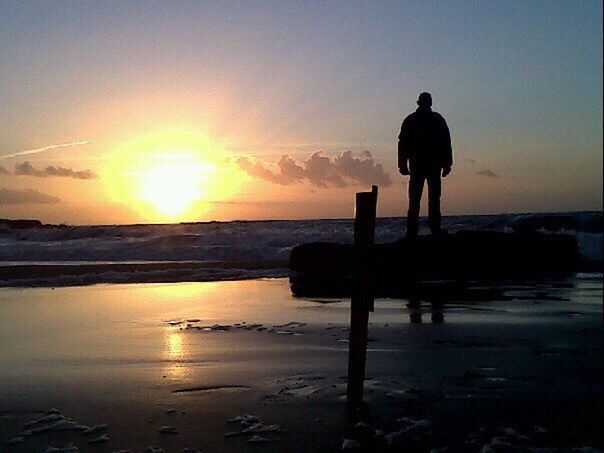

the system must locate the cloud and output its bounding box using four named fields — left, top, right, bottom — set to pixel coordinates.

left=43, top=165, right=97, bottom=179
left=235, top=156, right=290, bottom=185
left=0, top=140, right=91, bottom=160
left=303, top=151, right=347, bottom=188
left=14, top=161, right=97, bottom=179
left=235, top=150, right=392, bottom=188
left=0, top=166, right=8, bottom=175
left=476, top=169, right=499, bottom=178
left=277, top=154, right=305, bottom=181
left=0, top=188, right=60, bottom=205
left=14, top=162, right=42, bottom=177
left=333, top=151, right=392, bottom=187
